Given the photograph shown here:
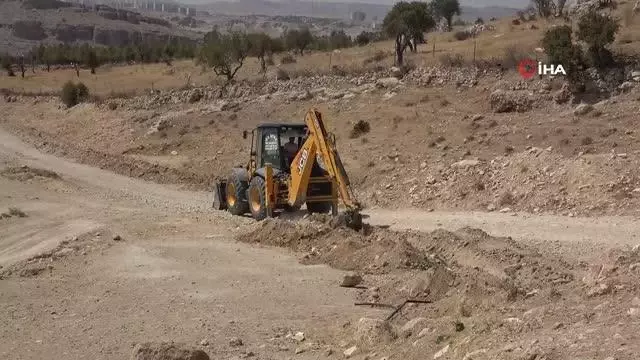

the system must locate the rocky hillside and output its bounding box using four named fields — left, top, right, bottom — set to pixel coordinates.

left=0, top=0, right=200, bottom=55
